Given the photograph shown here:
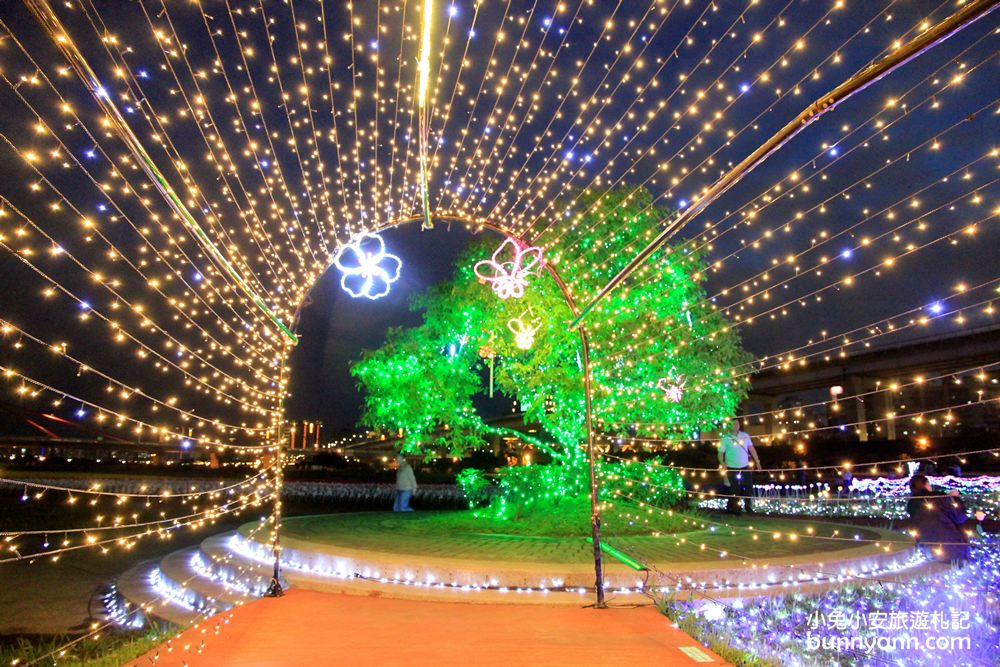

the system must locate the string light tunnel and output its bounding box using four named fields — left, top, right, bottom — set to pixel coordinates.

left=0, top=0, right=996, bottom=662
